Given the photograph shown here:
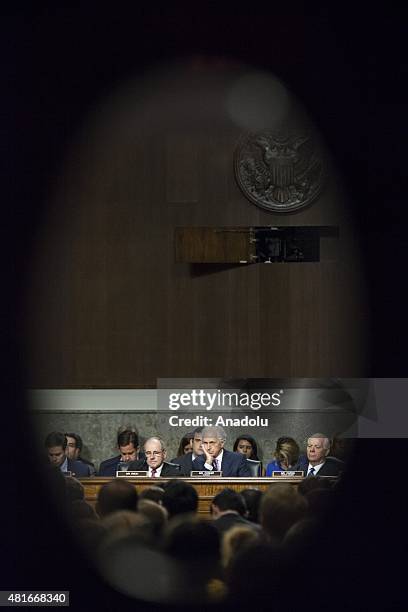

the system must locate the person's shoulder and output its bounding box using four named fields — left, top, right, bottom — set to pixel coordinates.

left=162, top=461, right=183, bottom=475
left=68, top=459, right=92, bottom=477
left=326, top=456, right=345, bottom=465
left=229, top=449, right=246, bottom=464
left=99, top=455, right=120, bottom=467
left=98, top=455, right=121, bottom=475
left=171, top=452, right=192, bottom=465
left=127, top=458, right=147, bottom=470
left=266, top=460, right=279, bottom=473
left=224, top=449, right=240, bottom=460
left=325, top=456, right=345, bottom=471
